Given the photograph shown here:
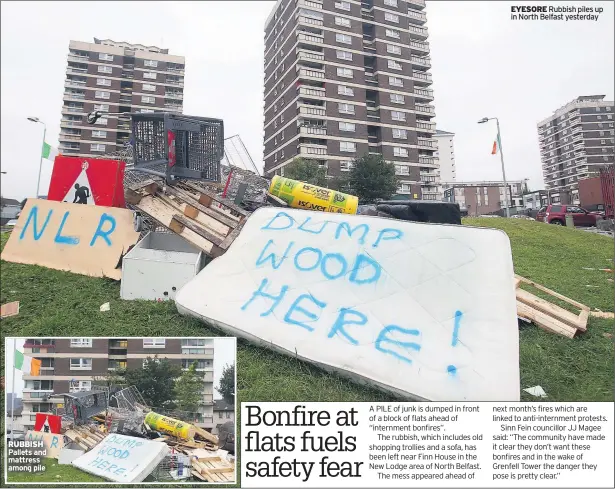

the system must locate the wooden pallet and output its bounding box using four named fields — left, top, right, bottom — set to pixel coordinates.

left=64, top=425, right=107, bottom=451
left=126, top=180, right=248, bottom=258
left=515, top=275, right=590, bottom=338
left=191, top=456, right=235, bottom=483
